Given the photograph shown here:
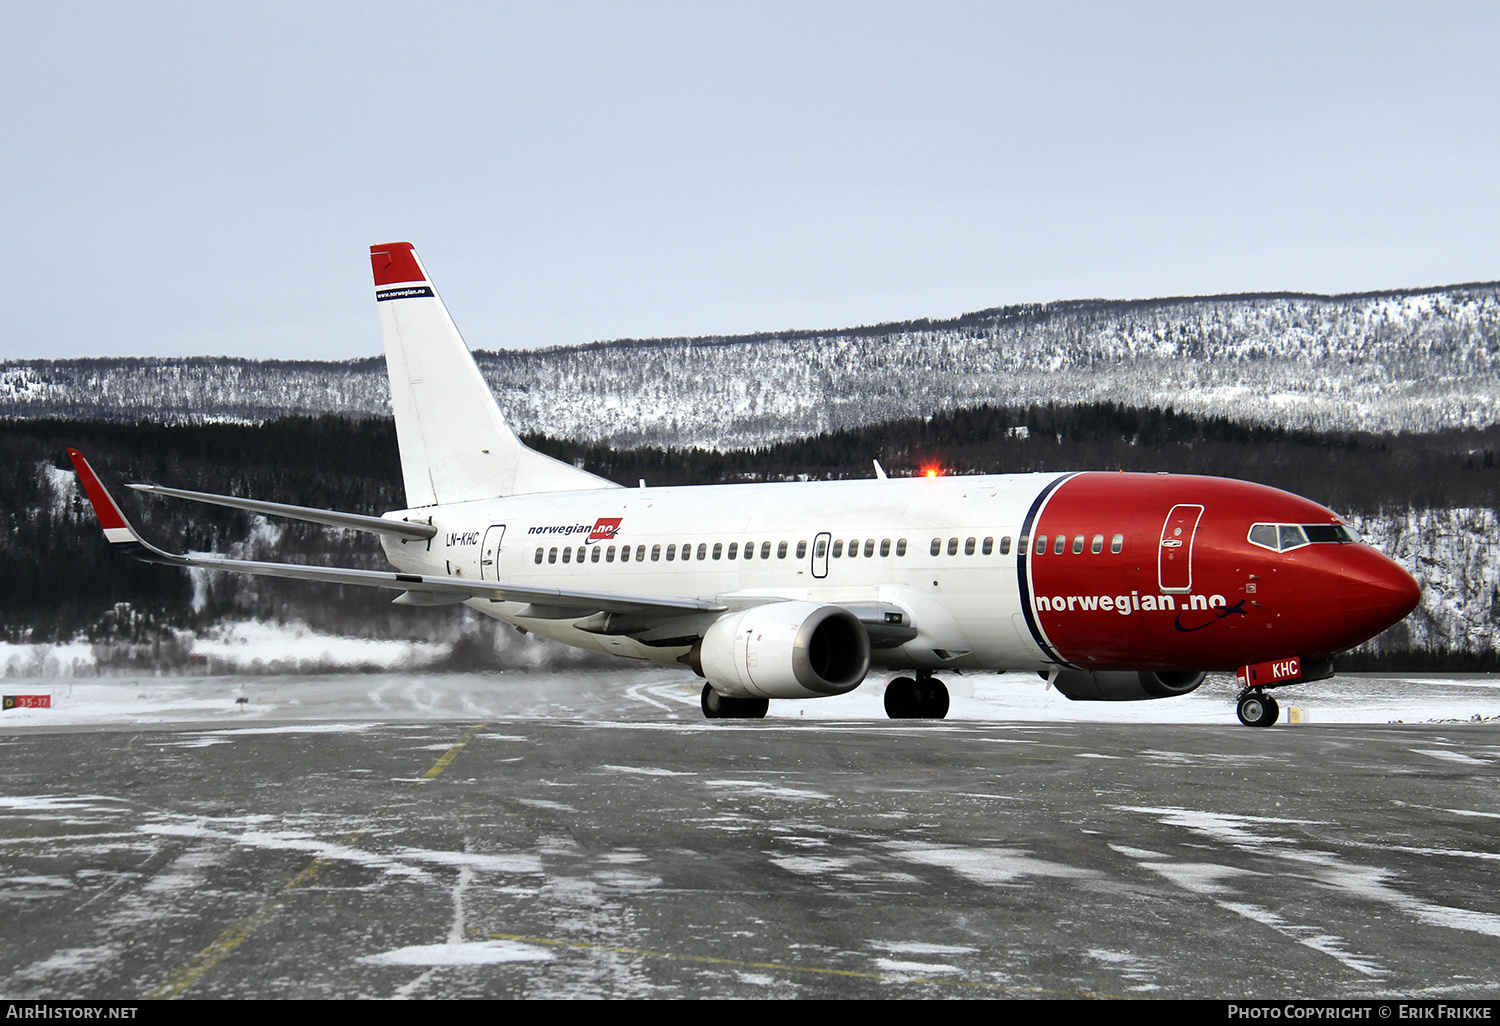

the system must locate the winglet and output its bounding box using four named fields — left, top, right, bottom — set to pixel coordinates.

left=66, top=449, right=144, bottom=547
